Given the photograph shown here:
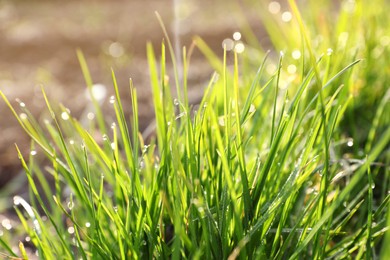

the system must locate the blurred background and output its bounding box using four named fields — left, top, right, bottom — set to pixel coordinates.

left=0, top=0, right=281, bottom=190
